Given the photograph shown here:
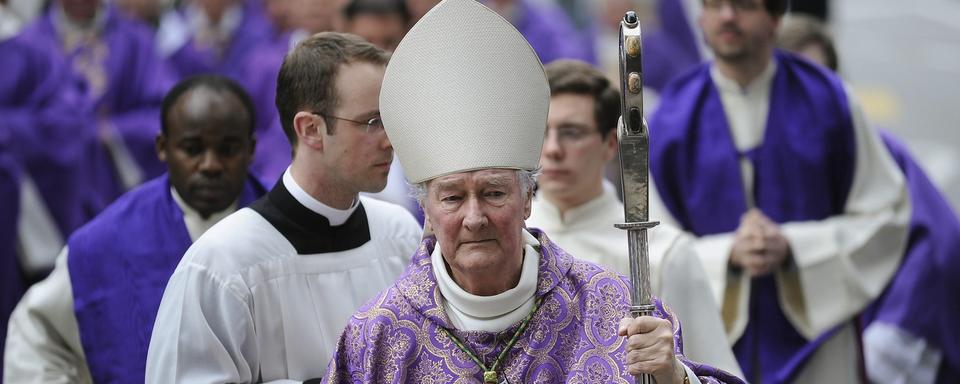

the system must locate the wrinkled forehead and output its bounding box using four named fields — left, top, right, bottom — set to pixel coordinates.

left=428, top=169, right=519, bottom=190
